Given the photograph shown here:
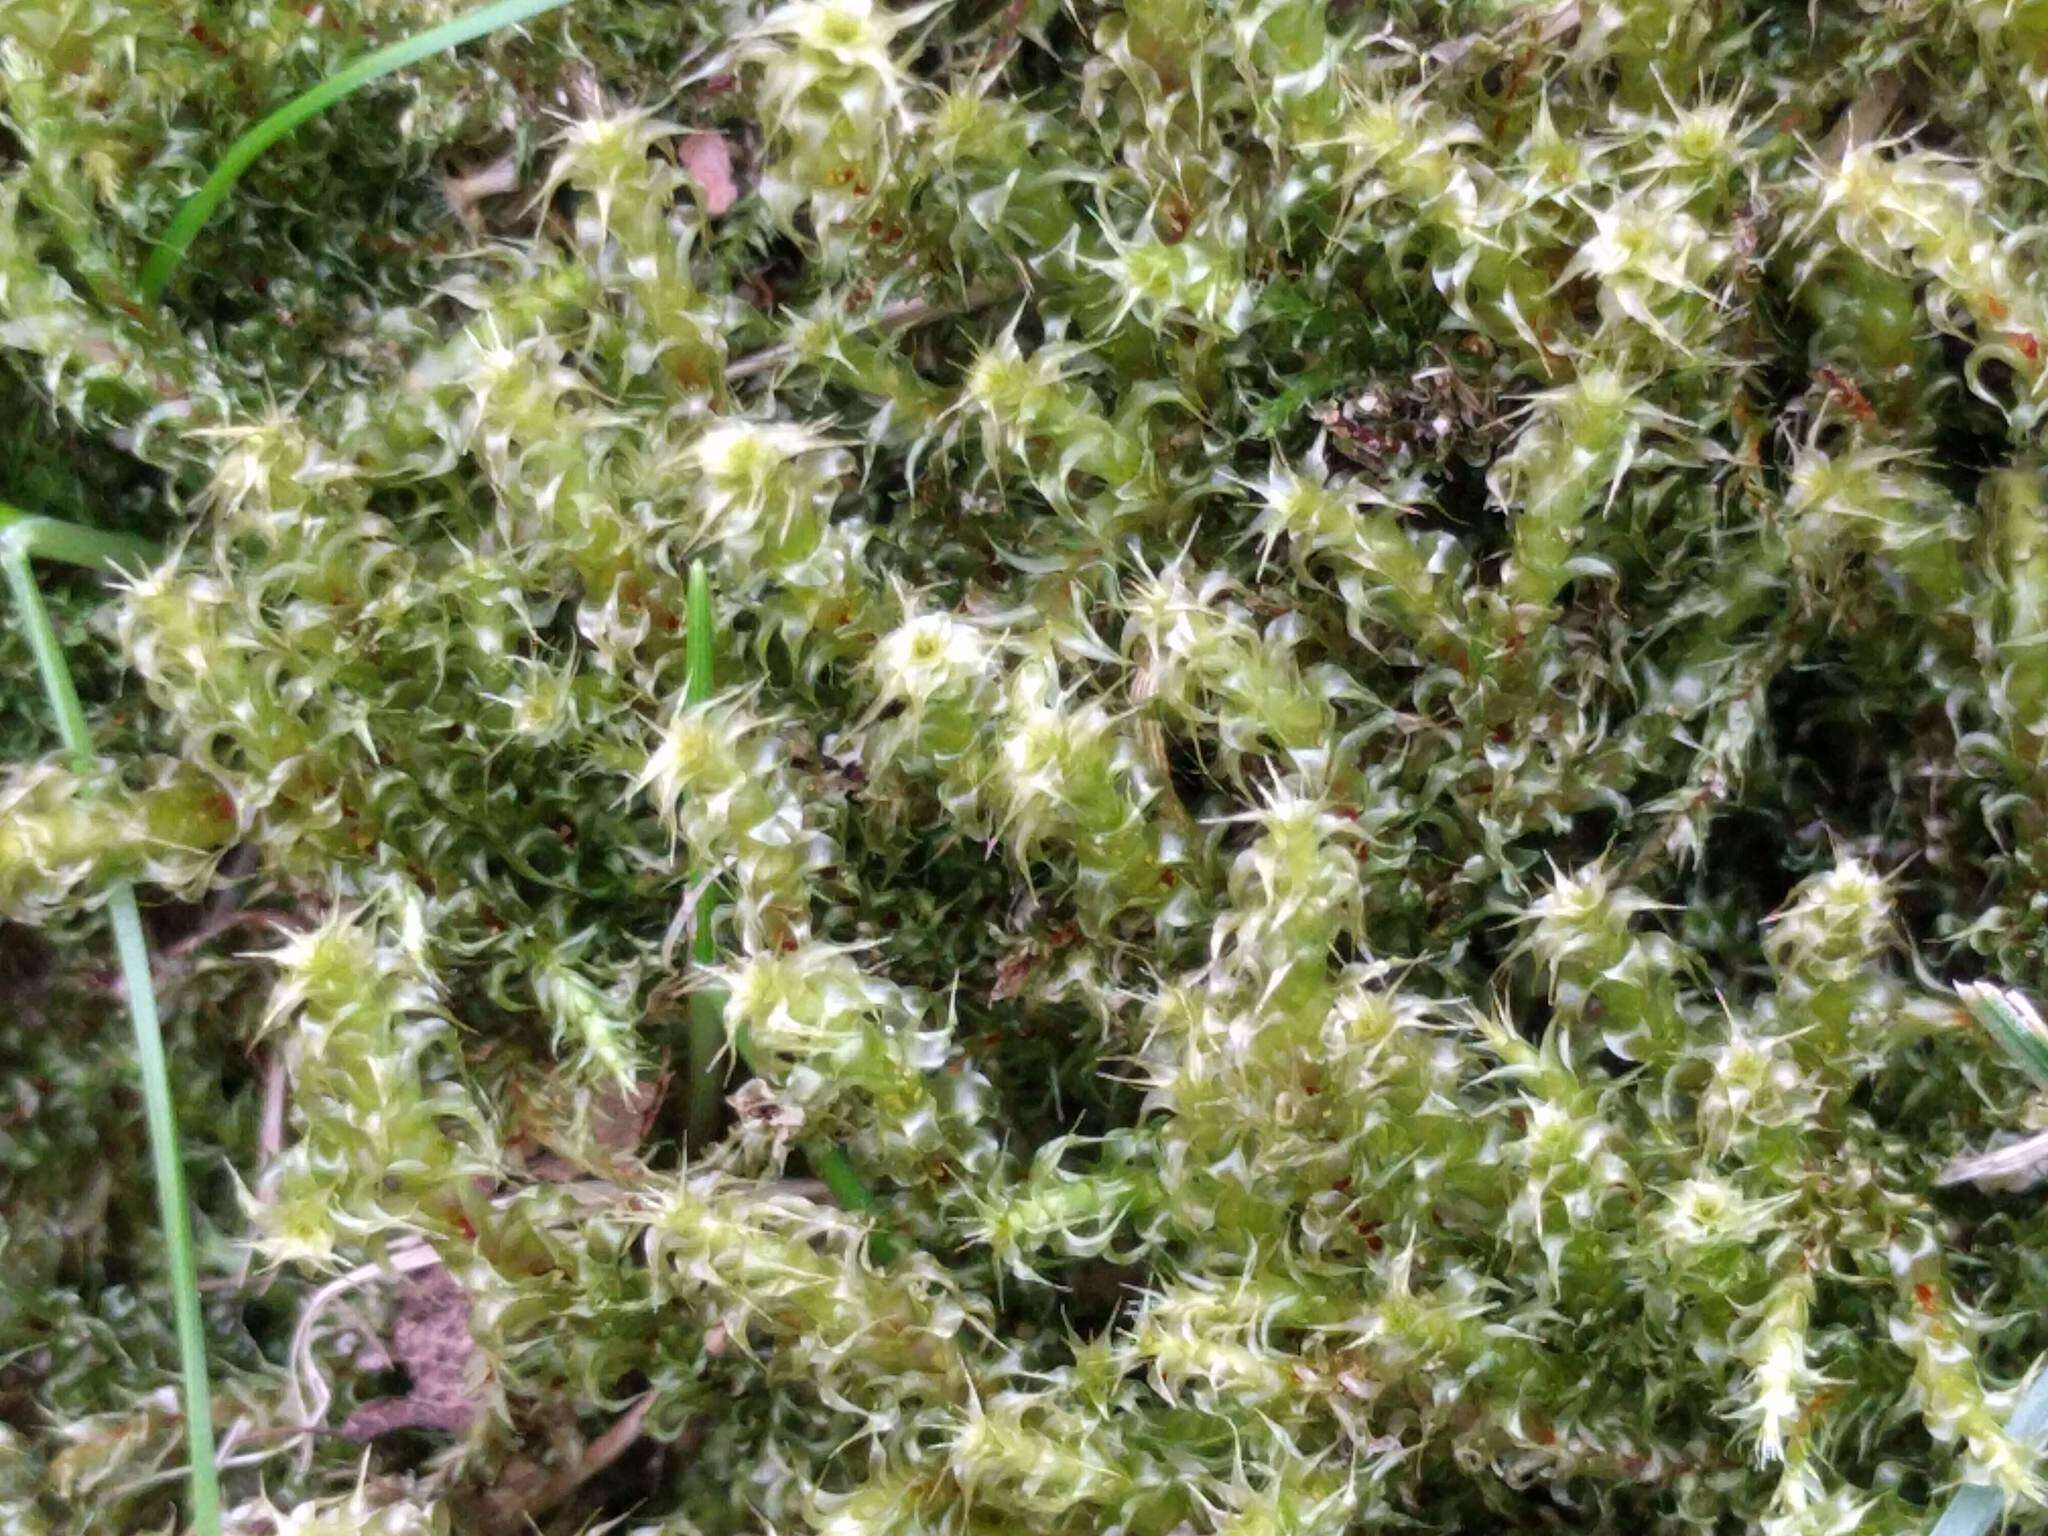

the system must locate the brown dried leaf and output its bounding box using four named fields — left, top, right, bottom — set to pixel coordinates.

left=341, top=1264, right=479, bottom=1442
left=590, top=1074, right=666, bottom=1155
